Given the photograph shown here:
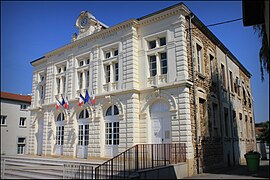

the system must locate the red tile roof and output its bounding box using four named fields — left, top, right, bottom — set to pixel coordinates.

left=0, top=91, right=31, bottom=103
